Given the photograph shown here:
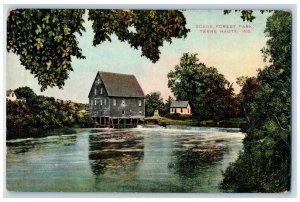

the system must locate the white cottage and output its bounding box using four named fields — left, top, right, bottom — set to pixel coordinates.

left=6, top=90, right=17, bottom=102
